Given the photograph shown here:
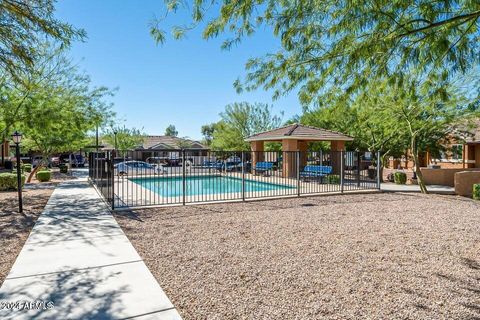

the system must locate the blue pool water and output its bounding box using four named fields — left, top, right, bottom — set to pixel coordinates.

left=129, top=175, right=295, bottom=197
